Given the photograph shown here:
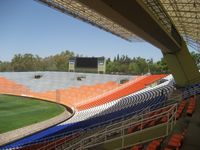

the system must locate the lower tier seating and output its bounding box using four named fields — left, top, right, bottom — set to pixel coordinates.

left=1, top=83, right=174, bottom=149
left=164, top=131, right=186, bottom=150
left=186, top=96, right=196, bottom=116
left=0, top=75, right=174, bottom=149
